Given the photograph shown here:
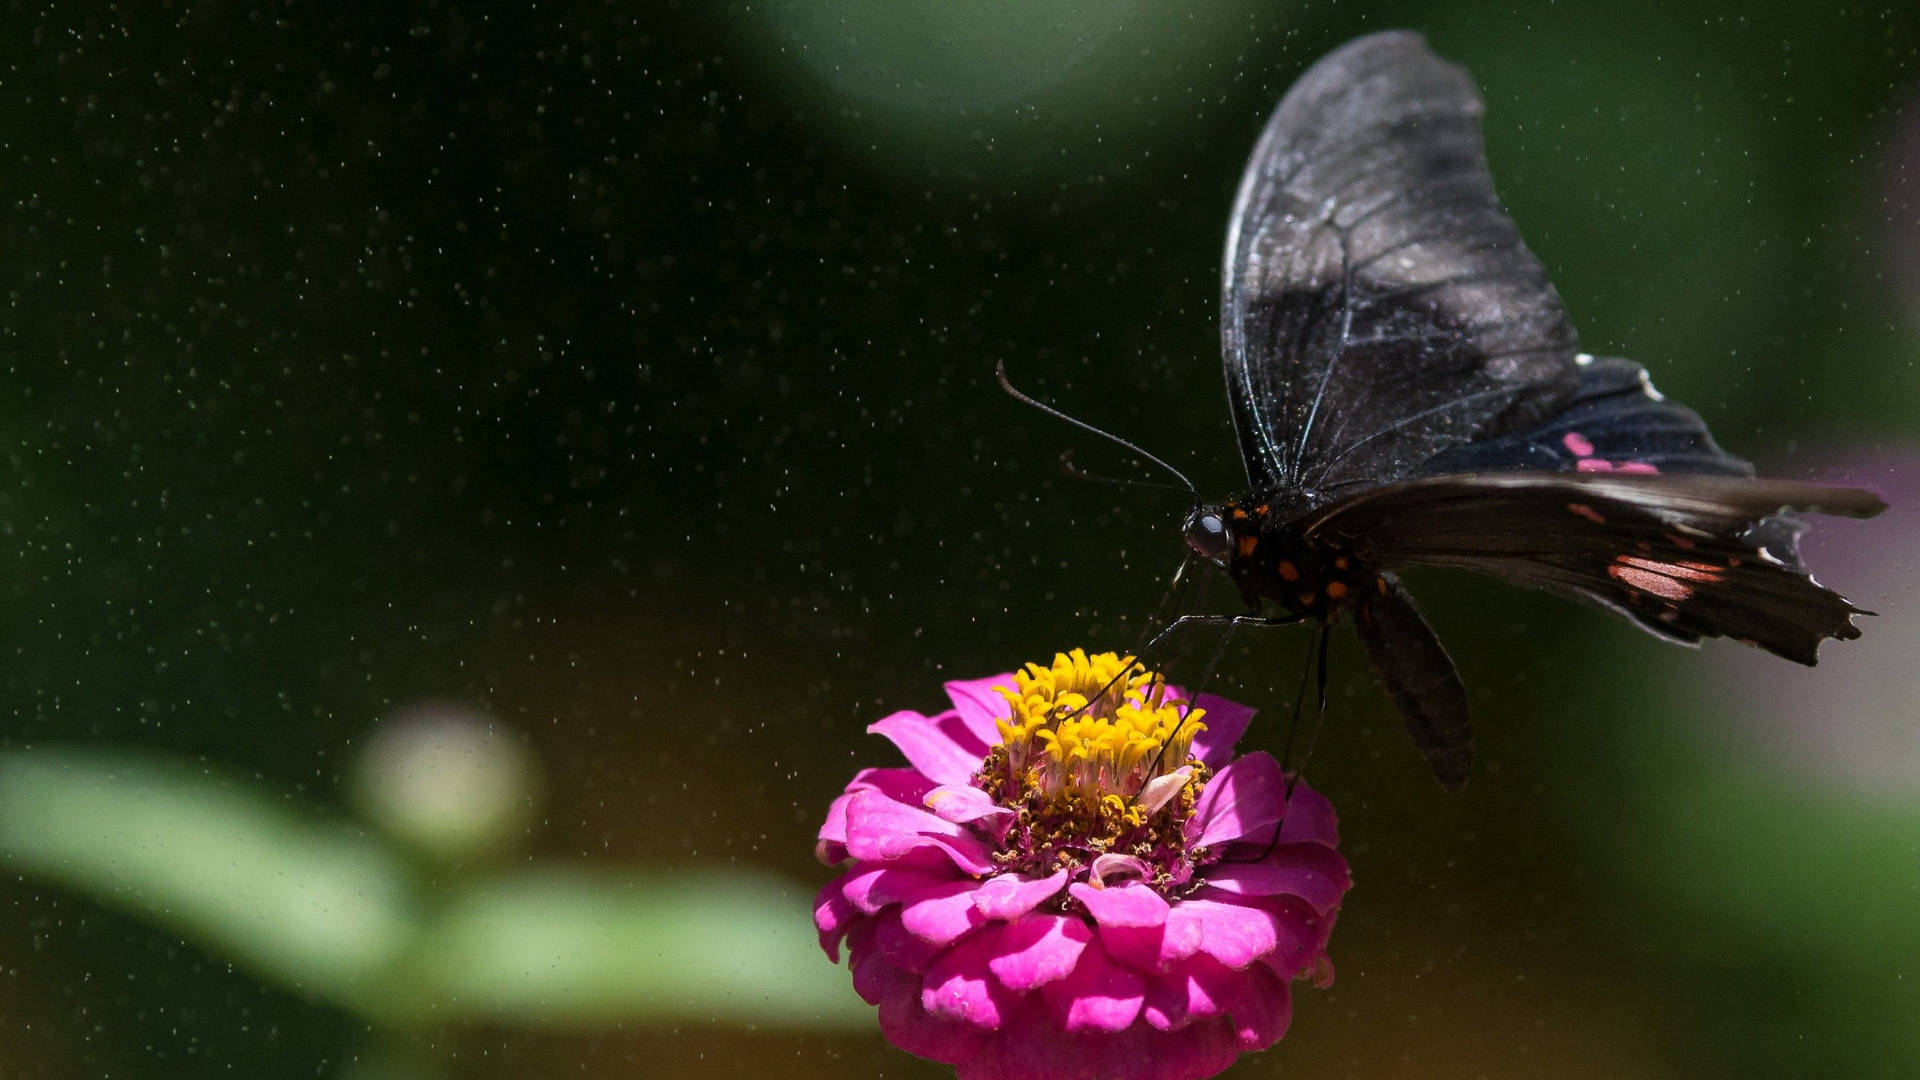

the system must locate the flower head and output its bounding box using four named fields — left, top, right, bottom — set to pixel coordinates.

left=815, top=650, right=1351, bottom=1080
